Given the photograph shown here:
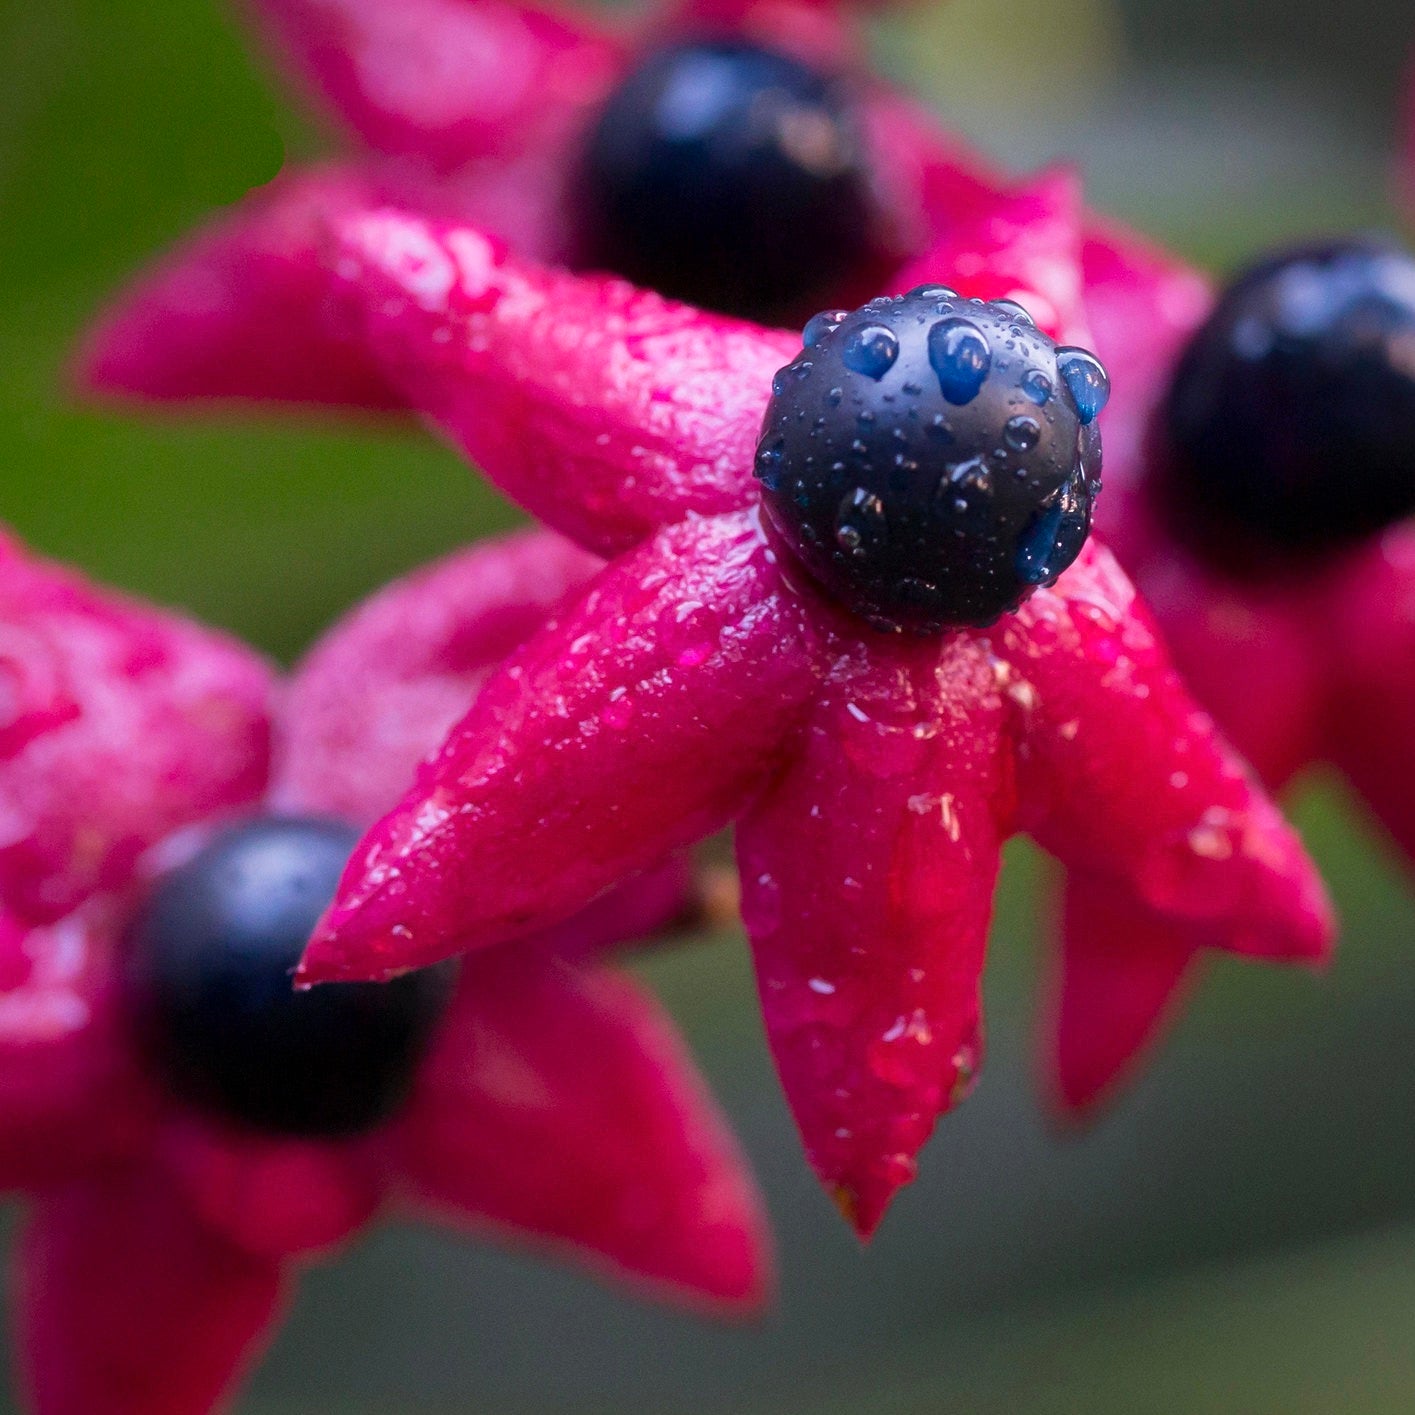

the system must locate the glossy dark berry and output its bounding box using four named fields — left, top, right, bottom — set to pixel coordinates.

left=572, top=39, right=878, bottom=323
left=755, top=289, right=1107, bottom=632
left=1159, top=238, right=1415, bottom=564
left=124, top=817, right=452, bottom=1138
